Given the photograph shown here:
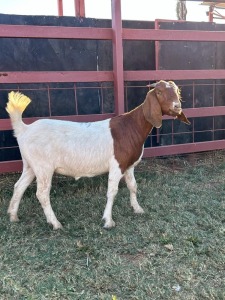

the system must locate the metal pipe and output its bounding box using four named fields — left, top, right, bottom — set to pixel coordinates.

left=57, top=0, right=63, bottom=16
